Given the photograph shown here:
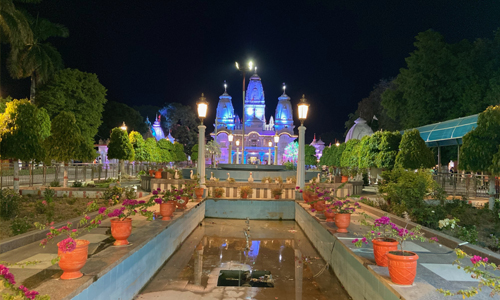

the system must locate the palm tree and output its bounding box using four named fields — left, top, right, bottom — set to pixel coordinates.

left=0, top=0, right=35, bottom=97
left=206, top=140, right=221, bottom=167
left=7, top=12, right=68, bottom=103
